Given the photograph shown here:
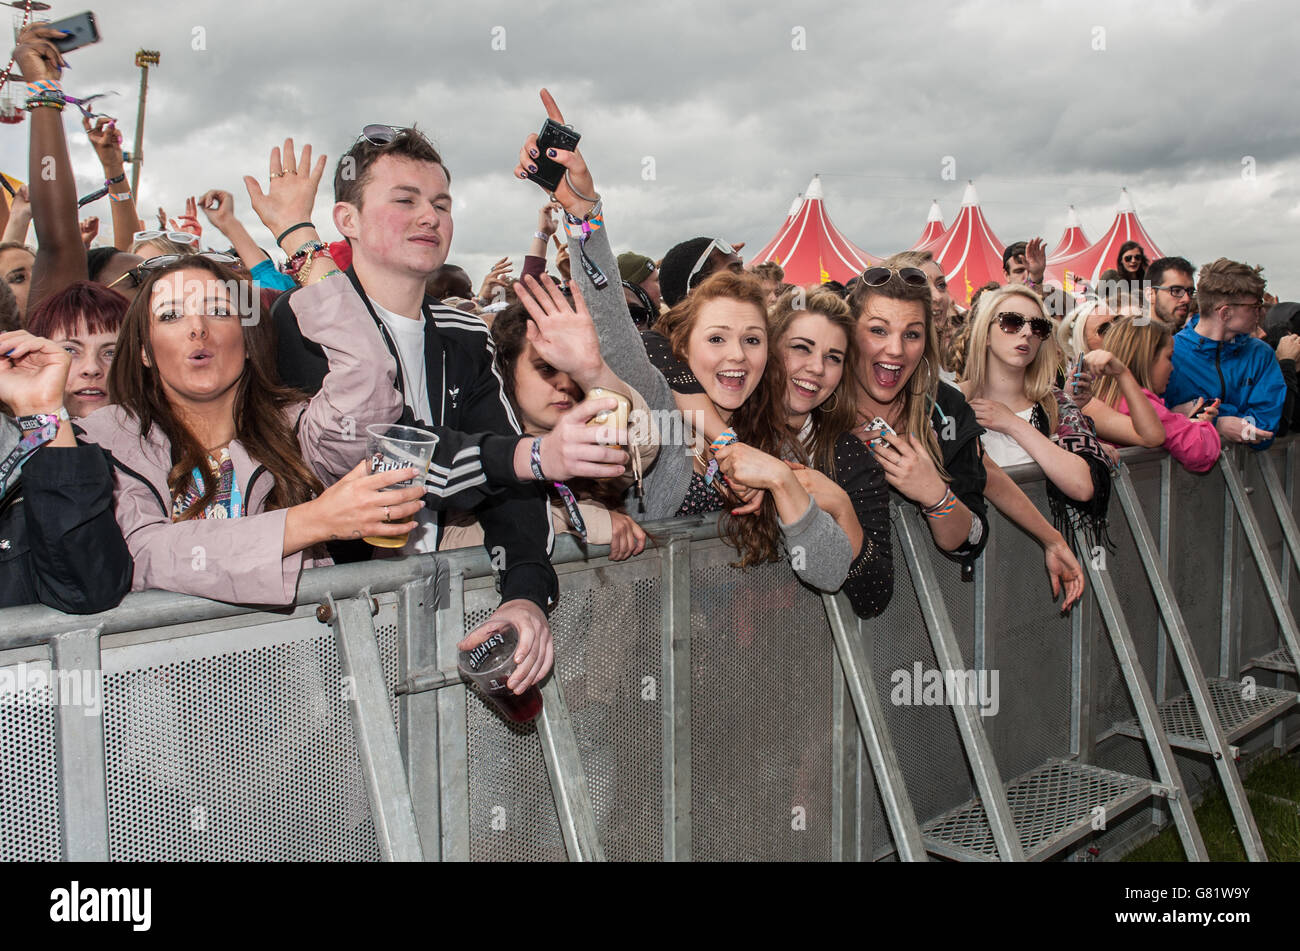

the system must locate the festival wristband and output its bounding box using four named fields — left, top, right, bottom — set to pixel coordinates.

left=528, top=436, right=587, bottom=539
left=17, top=407, right=68, bottom=452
